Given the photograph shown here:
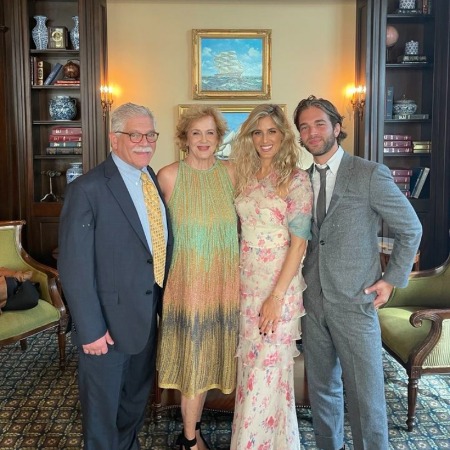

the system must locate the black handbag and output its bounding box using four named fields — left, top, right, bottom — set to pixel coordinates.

left=0, top=277, right=40, bottom=312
